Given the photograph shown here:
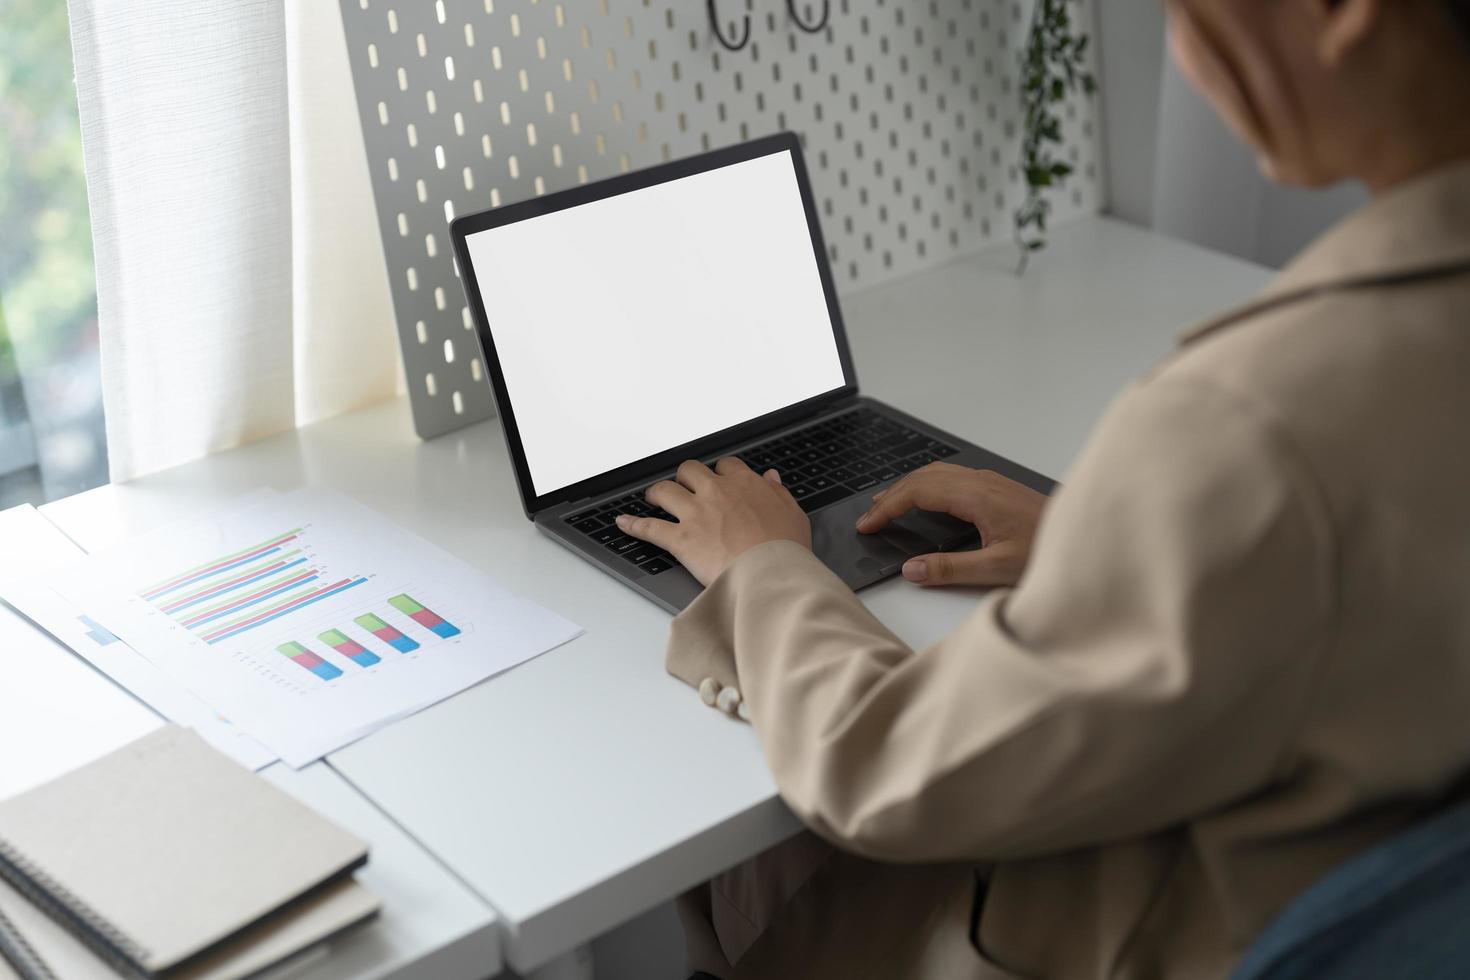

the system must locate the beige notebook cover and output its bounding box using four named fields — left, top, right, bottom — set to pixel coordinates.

left=0, top=726, right=370, bottom=977
left=0, top=875, right=379, bottom=980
